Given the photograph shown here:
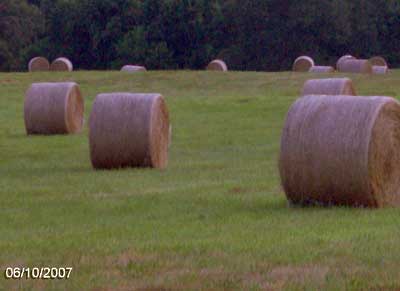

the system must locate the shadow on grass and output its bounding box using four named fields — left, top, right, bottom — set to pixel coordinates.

left=236, top=196, right=378, bottom=216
